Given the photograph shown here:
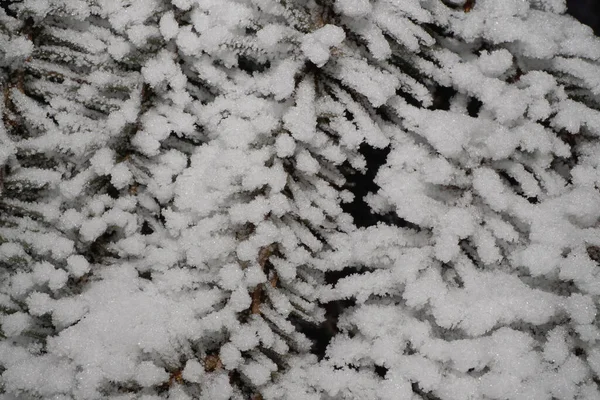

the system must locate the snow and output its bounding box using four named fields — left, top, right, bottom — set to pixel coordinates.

left=513, top=244, right=562, bottom=276
left=32, top=261, right=68, bottom=291
left=564, top=293, right=597, bottom=325
left=336, top=57, right=399, bottom=107
left=230, top=325, right=260, bottom=352
left=0, top=243, right=25, bottom=262
left=543, top=326, right=570, bottom=365
left=110, top=163, right=133, bottom=189
left=35, top=264, right=214, bottom=396
left=134, top=361, right=169, bottom=386
left=90, top=148, right=115, bottom=176
left=275, top=133, right=296, bottom=157
left=3, top=0, right=600, bottom=399
left=198, top=373, right=232, bottom=400
left=335, top=0, right=372, bottom=17
left=295, top=150, right=320, bottom=175
left=241, top=359, right=275, bottom=386
left=2, top=36, right=33, bottom=65
left=219, top=342, right=242, bottom=369
left=283, top=78, right=317, bottom=143
left=79, top=217, right=108, bottom=242
left=159, top=11, right=179, bottom=41
left=1, top=312, right=32, bottom=337
left=25, top=292, right=53, bottom=316
left=0, top=352, right=76, bottom=398
left=182, top=359, right=204, bottom=383
left=228, top=287, right=252, bottom=312
left=244, top=265, right=267, bottom=287
left=115, top=234, right=146, bottom=257
left=301, top=25, right=345, bottom=67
